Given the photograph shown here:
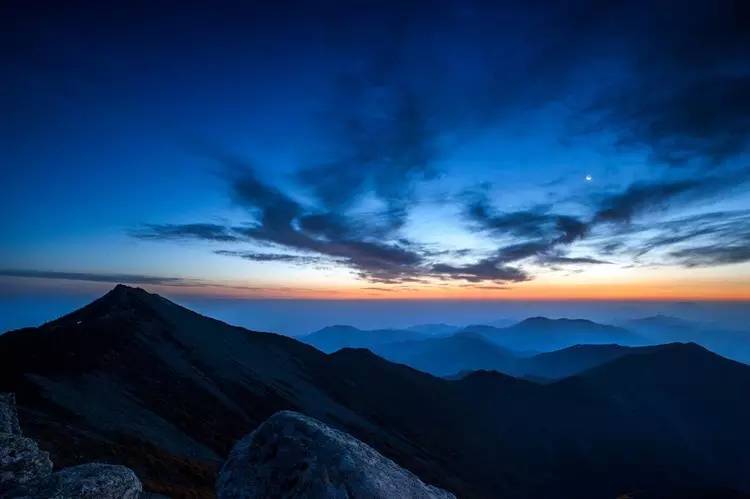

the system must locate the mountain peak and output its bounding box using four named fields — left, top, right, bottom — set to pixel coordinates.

left=43, top=284, right=166, bottom=330
left=518, top=317, right=595, bottom=326
left=105, top=283, right=153, bottom=299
